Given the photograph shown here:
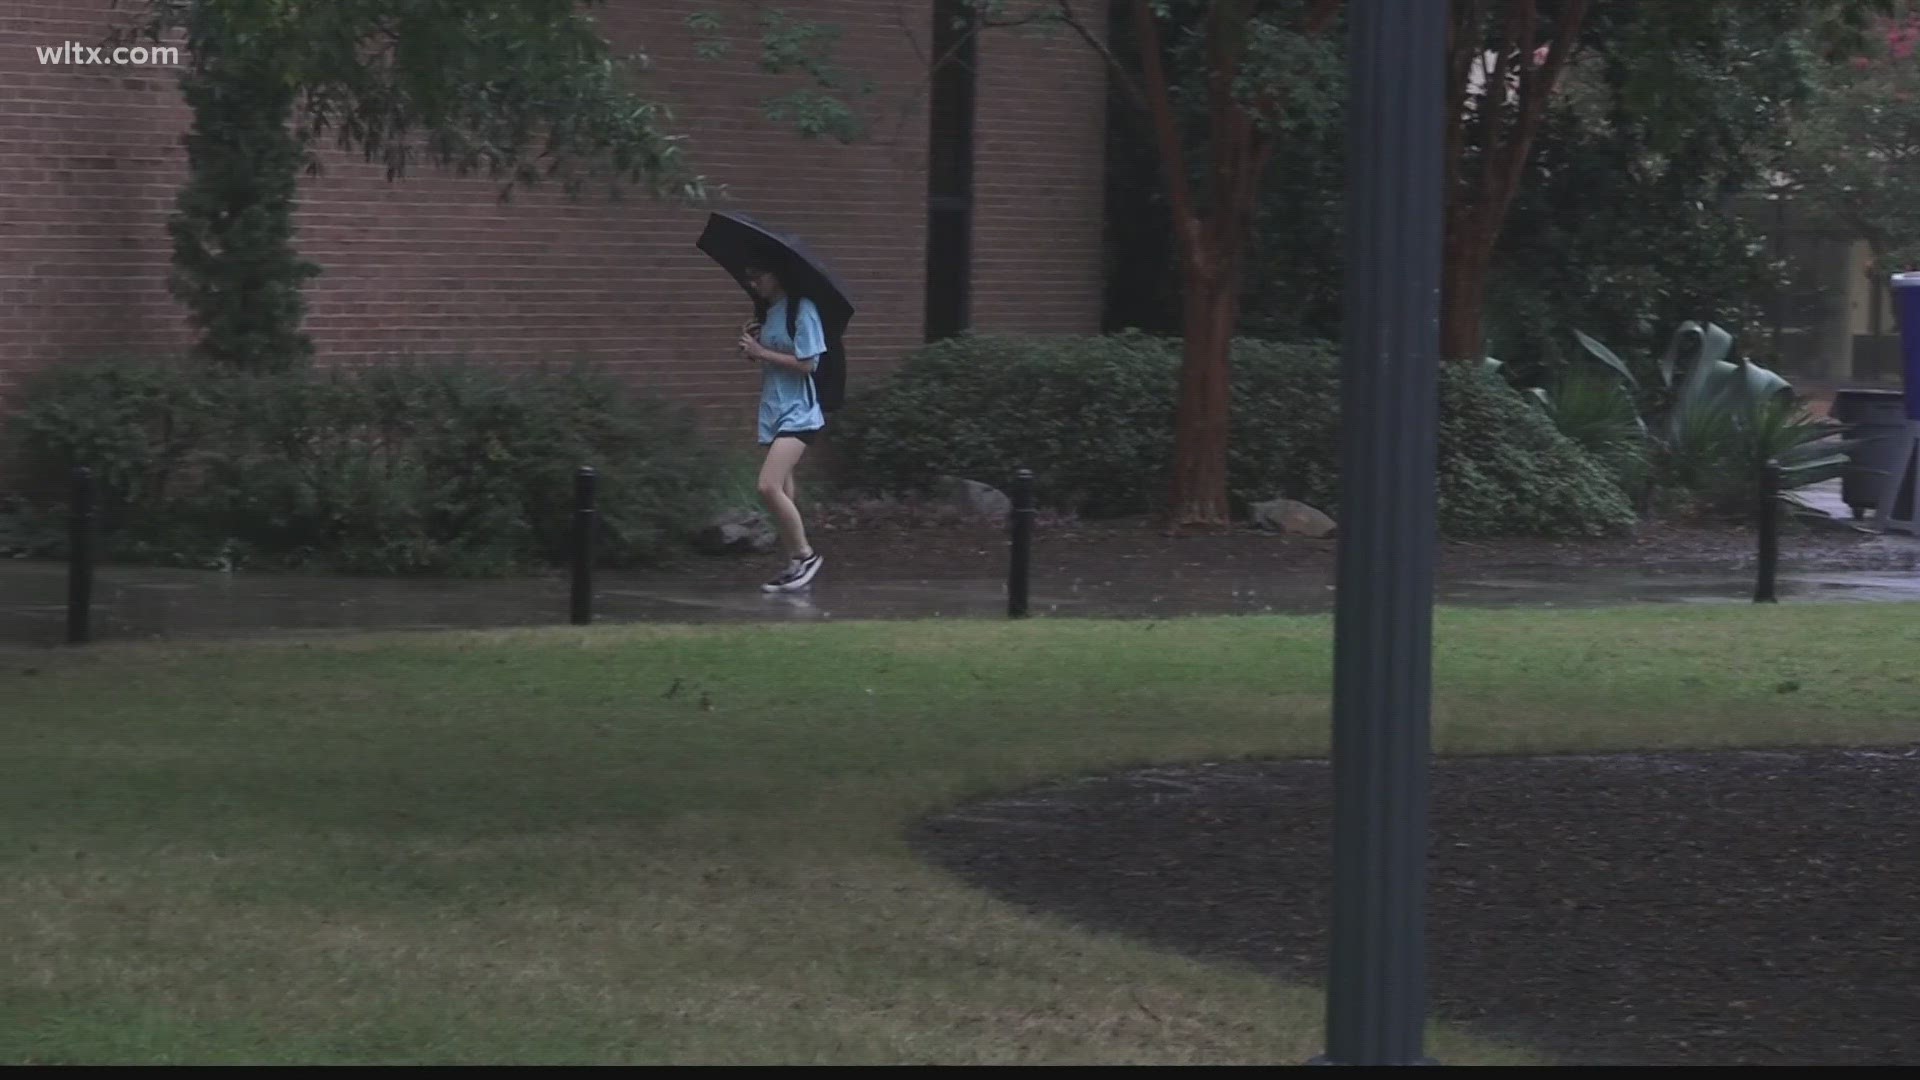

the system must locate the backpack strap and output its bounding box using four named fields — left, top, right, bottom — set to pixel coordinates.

left=789, top=298, right=819, bottom=393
